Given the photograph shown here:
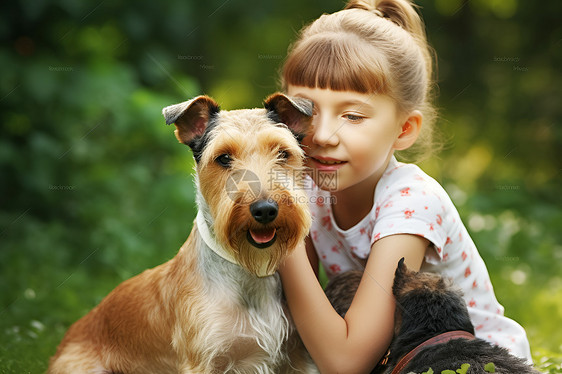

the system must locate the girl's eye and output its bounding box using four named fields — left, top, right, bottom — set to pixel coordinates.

left=216, top=154, right=233, bottom=167
left=344, top=114, right=365, bottom=123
